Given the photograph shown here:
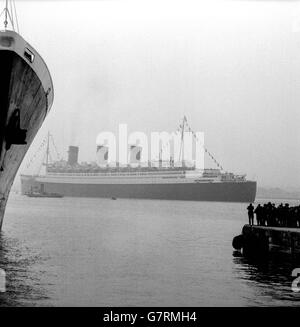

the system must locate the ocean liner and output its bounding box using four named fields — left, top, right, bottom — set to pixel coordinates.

left=0, top=1, right=54, bottom=228
left=20, top=120, right=257, bottom=203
